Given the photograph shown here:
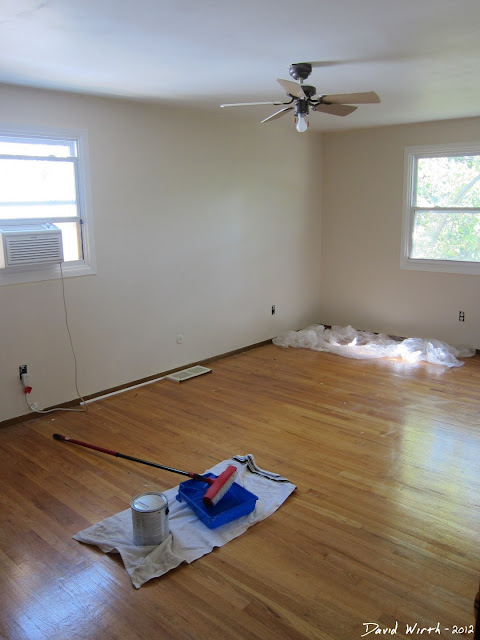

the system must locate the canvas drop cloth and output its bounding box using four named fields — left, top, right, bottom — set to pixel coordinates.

left=74, top=454, right=296, bottom=588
